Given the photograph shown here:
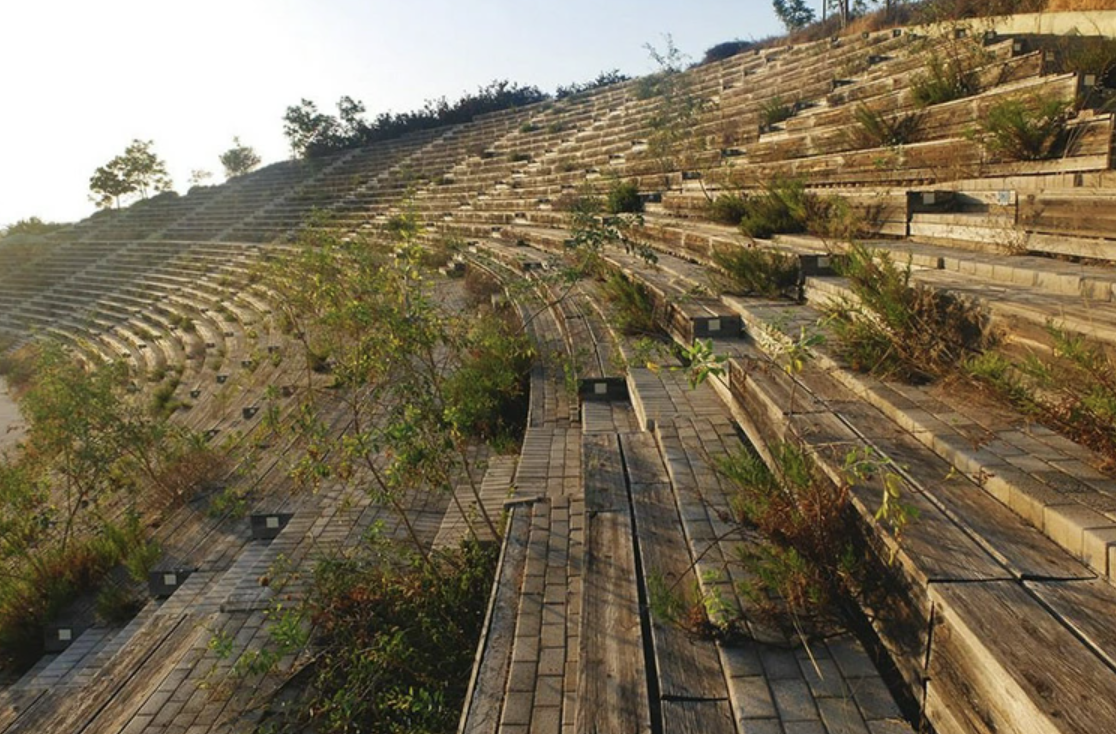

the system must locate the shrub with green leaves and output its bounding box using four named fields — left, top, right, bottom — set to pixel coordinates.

left=910, top=53, right=979, bottom=107
left=713, top=245, right=799, bottom=297
left=827, top=243, right=986, bottom=383
left=975, top=96, right=1071, bottom=161
left=601, top=270, right=659, bottom=335
left=850, top=105, right=924, bottom=148
left=606, top=179, right=644, bottom=214
left=759, top=96, right=795, bottom=131
left=719, top=443, right=858, bottom=627
left=443, top=315, right=533, bottom=444
left=739, top=178, right=810, bottom=239
left=706, top=193, right=750, bottom=225
left=263, top=540, right=498, bottom=734
left=966, top=325, right=1116, bottom=469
